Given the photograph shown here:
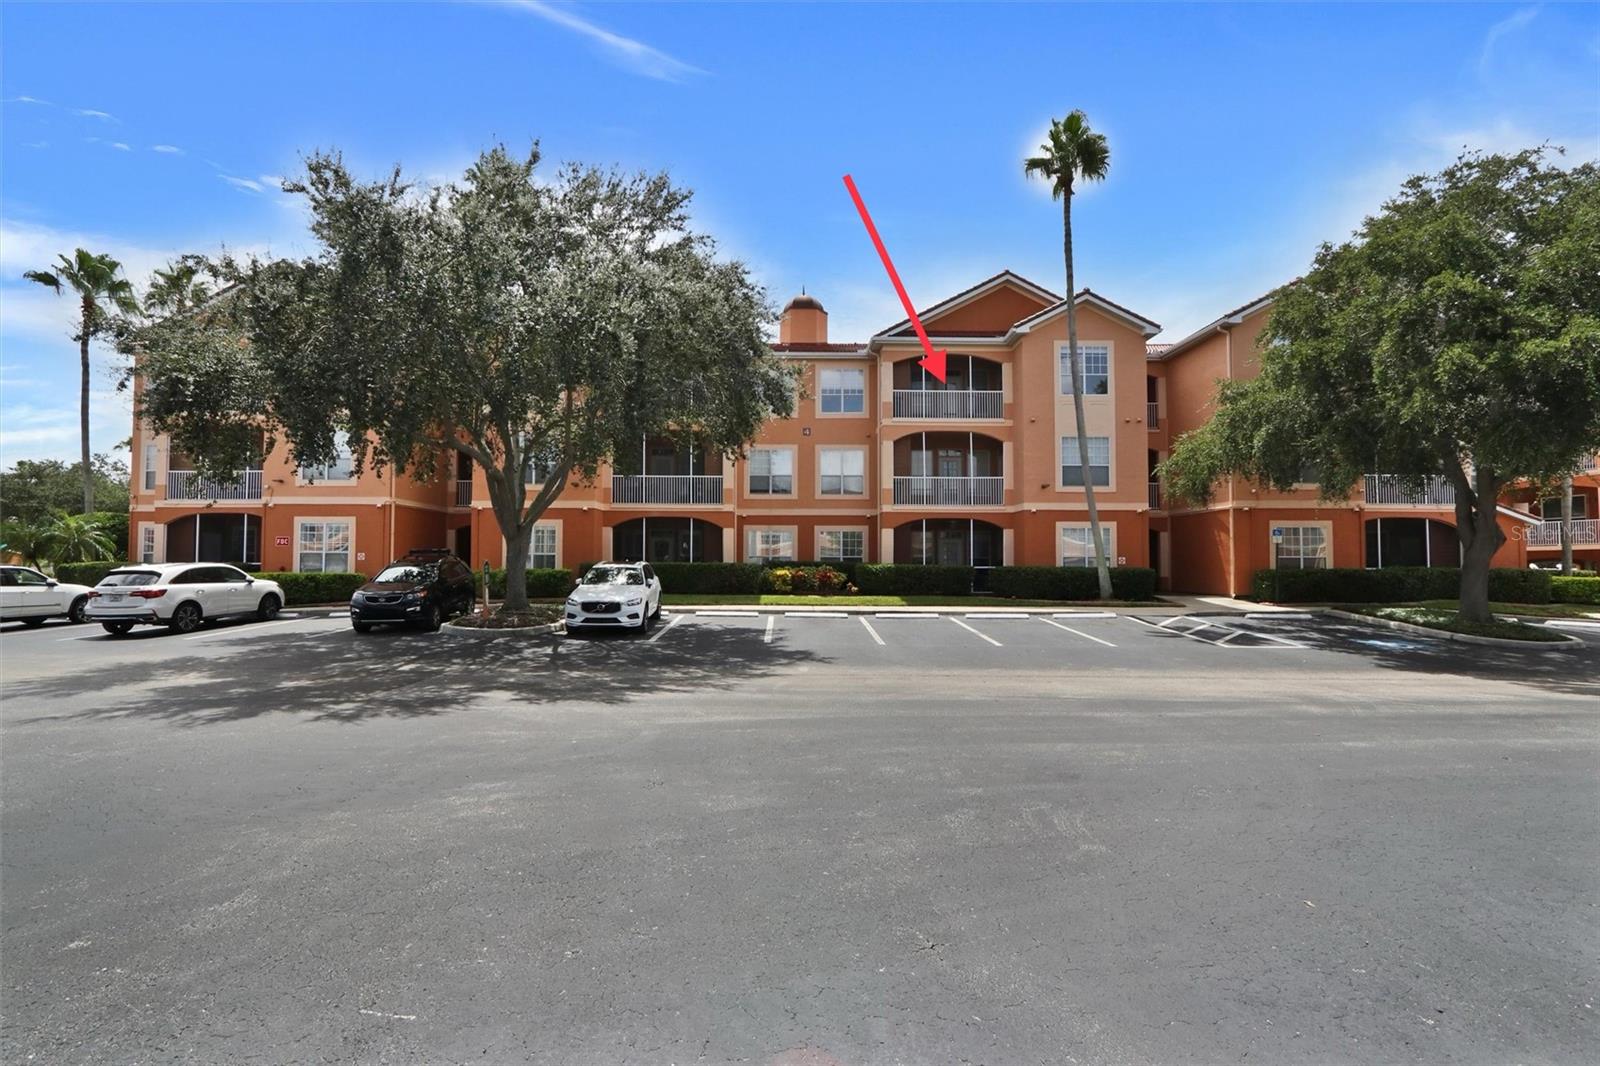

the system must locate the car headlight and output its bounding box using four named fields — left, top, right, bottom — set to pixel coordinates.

left=624, top=596, right=644, bottom=606
left=351, top=592, right=365, bottom=603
